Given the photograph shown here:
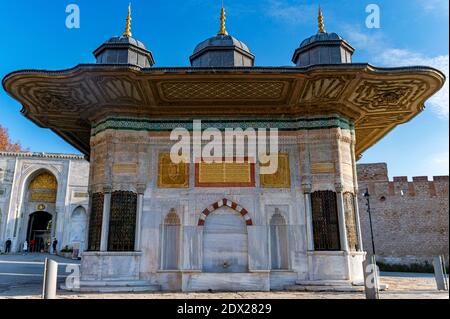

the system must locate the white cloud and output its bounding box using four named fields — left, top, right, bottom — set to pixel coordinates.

left=343, top=26, right=449, bottom=119
left=427, top=151, right=450, bottom=176
left=342, top=24, right=385, bottom=49
left=416, top=0, right=449, bottom=12
left=376, top=50, right=449, bottom=119
left=264, top=0, right=315, bottom=25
